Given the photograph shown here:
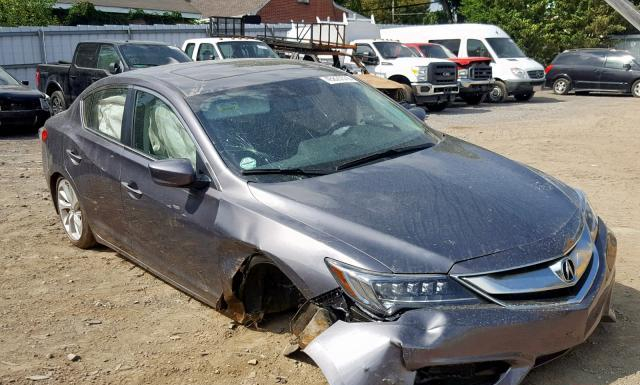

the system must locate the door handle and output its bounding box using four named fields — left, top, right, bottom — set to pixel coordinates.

left=121, top=181, right=143, bottom=199
left=65, top=149, right=82, bottom=164
left=70, top=75, right=77, bottom=79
